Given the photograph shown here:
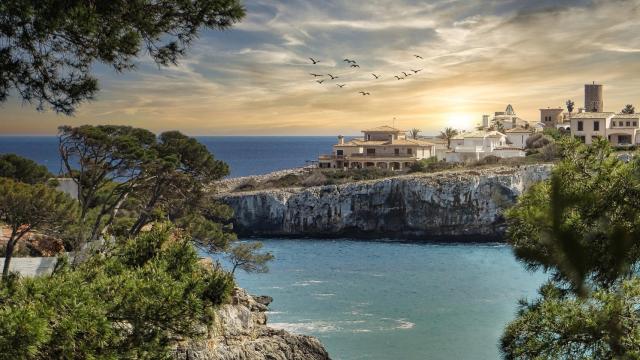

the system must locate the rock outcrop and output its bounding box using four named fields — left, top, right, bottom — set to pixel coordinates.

left=173, top=288, right=330, bottom=360
left=220, top=164, right=552, bottom=240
